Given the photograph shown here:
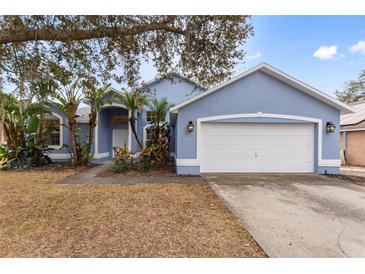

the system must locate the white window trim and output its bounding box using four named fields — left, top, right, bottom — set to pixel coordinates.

left=128, top=110, right=132, bottom=151
left=145, top=110, right=154, bottom=124
left=95, top=112, right=99, bottom=155
left=145, top=110, right=167, bottom=124
left=46, top=112, right=63, bottom=150
left=176, top=112, right=340, bottom=168
left=143, top=122, right=167, bottom=148
left=143, top=124, right=153, bottom=148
